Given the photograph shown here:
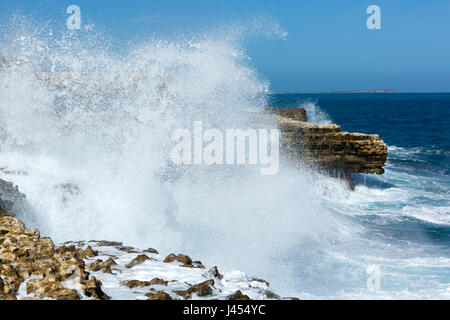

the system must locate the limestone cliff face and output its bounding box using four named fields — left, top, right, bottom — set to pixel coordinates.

left=266, top=107, right=387, bottom=175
